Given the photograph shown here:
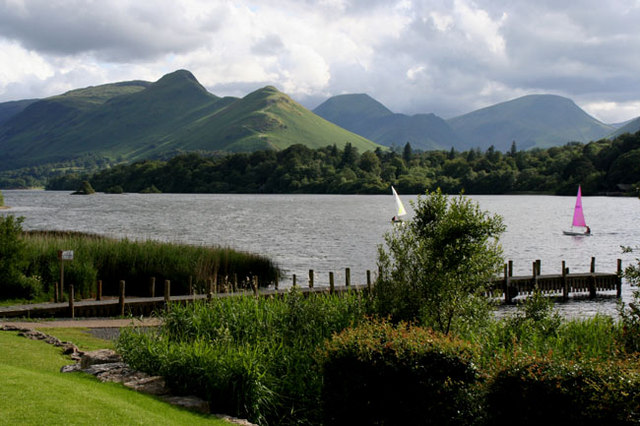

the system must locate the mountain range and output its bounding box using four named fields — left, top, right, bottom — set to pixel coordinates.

left=313, top=93, right=622, bottom=152
left=0, top=70, right=378, bottom=171
left=0, top=69, right=637, bottom=172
